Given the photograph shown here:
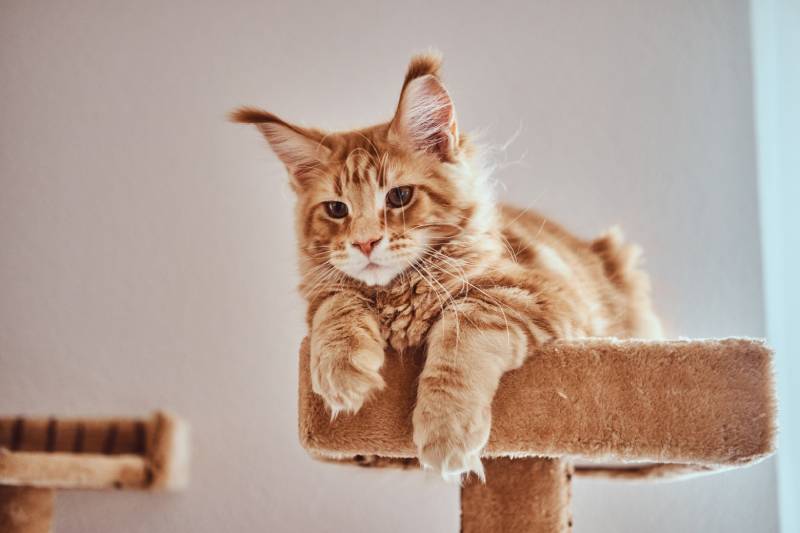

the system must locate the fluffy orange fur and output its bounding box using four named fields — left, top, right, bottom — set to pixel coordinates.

left=233, top=53, right=662, bottom=481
